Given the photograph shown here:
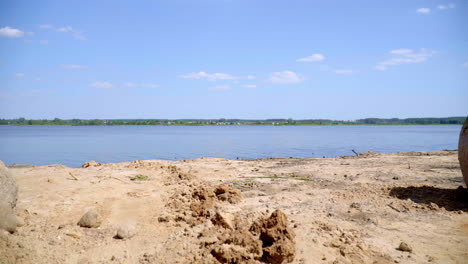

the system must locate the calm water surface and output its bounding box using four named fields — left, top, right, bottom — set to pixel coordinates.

left=0, top=125, right=461, bottom=167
